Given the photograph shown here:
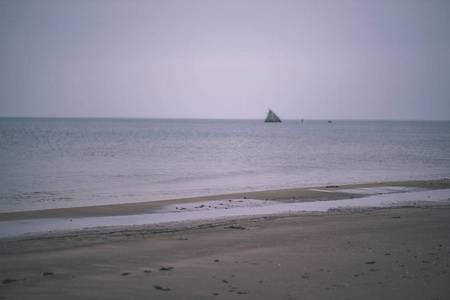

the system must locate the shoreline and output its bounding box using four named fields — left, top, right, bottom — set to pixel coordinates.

left=1, top=179, right=449, bottom=222
left=0, top=179, right=449, bottom=239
